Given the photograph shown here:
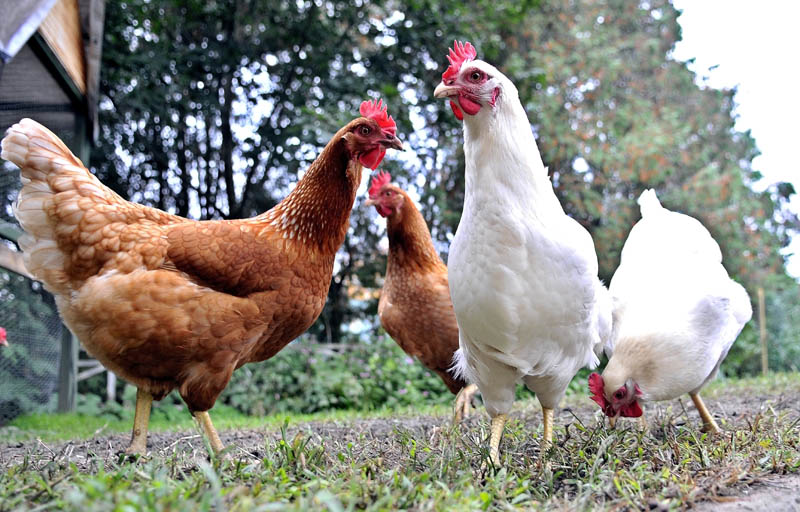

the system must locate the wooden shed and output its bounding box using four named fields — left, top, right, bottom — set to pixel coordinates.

left=0, top=0, right=105, bottom=161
